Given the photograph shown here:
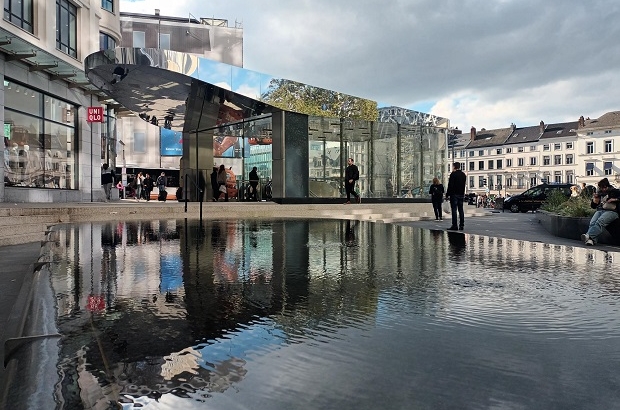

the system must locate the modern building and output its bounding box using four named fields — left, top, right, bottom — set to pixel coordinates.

left=112, top=11, right=244, bottom=190
left=1, top=0, right=121, bottom=203
left=85, top=47, right=450, bottom=202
